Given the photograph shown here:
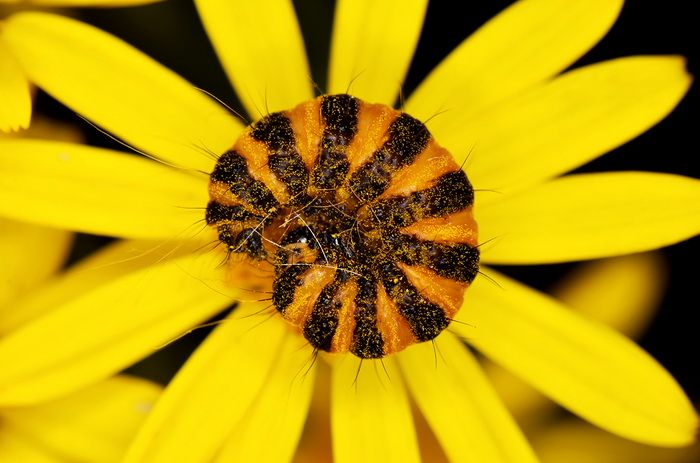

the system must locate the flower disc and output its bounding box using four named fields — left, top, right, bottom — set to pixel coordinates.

left=206, top=94, right=479, bottom=358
